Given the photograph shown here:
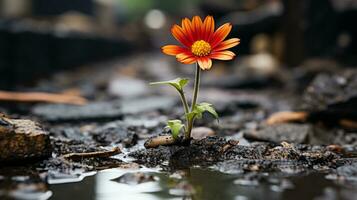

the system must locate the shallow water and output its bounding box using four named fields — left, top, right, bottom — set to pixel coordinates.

left=47, top=168, right=357, bottom=200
